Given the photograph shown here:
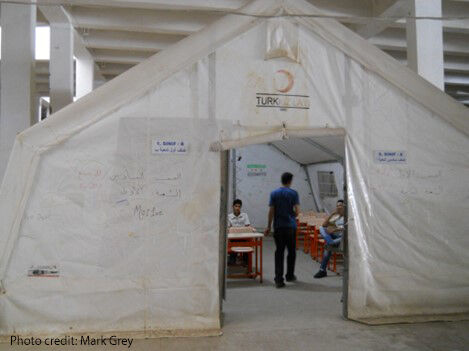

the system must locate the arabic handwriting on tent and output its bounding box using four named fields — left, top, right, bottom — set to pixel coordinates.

left=109, top=168, right=145, bottom=182
left=154, top=173, right=181, bottom=181
left=119, top=183, right=145, bottom=196
left=155, top=189, right=181, bottom=198
left=24, top=212, right=52, bottom=221
left=133, top=204, right=164, bottom=220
